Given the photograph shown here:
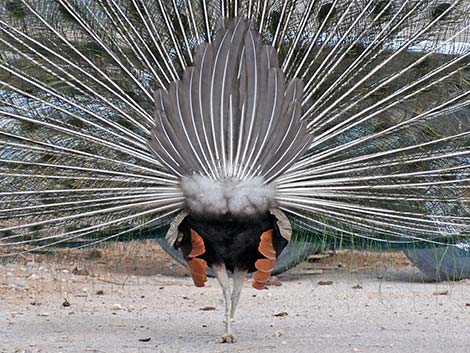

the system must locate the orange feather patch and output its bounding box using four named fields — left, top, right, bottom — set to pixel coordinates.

left=187, top=229, right=207, bottom=287
left=187, top=258, right=208, bottom=287
left=253, top=229, right=276, bottom=290
left=255, top=258, right=275, bottom=273
left=189, top=229, right=206, bottom=257
left=252, top=281, right=266, bottom=290
left=257, top=230, right=276, bottom=260
left=253, top=270, right=271, bottom=283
